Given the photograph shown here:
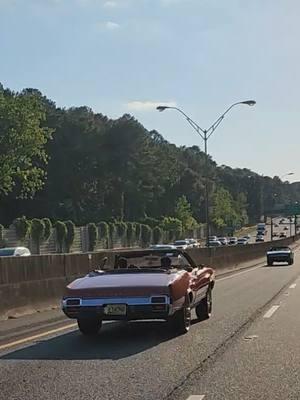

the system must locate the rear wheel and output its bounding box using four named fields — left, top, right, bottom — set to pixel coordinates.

left=288, top=258, right=294, bottom=265
left=267, top=258, right=273, bottom=266
left=170, top=296, right=191, bottom=335
left=77, top=318, right=102, bottom=335
left=196, top=287, right=212, bottom=321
